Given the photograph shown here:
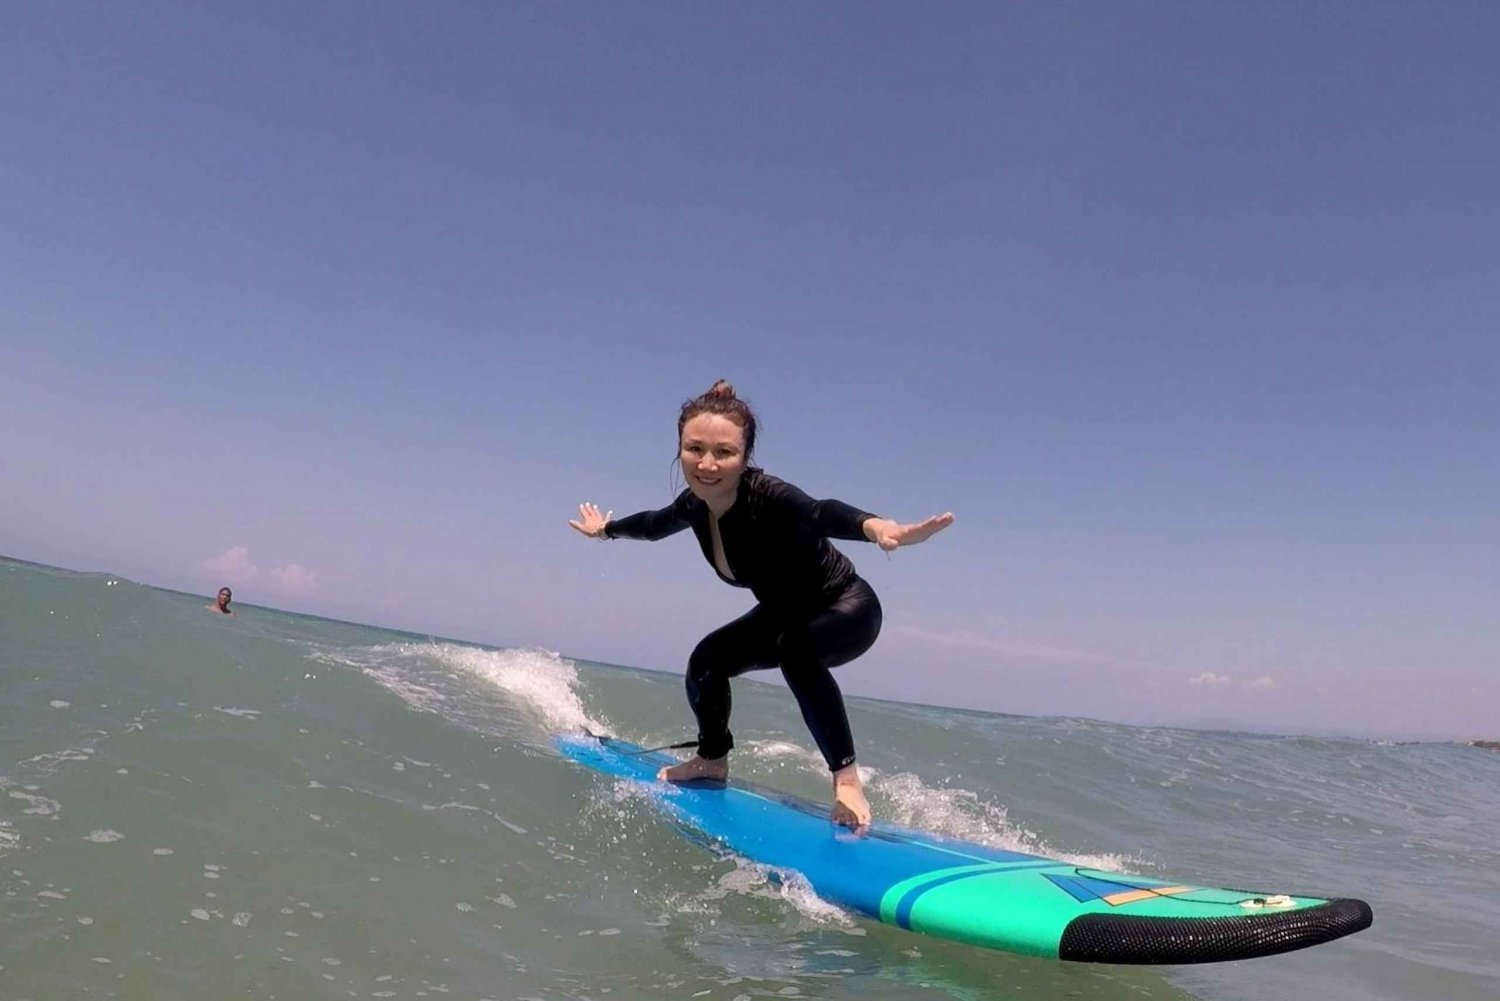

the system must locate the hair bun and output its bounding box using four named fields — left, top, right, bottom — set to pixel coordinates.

left=707, top=380, right=736, bottom=400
